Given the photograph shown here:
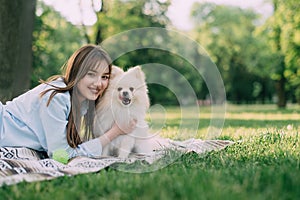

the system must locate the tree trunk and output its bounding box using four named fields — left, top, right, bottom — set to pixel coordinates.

left=273, top=52, right=287, bottom=108
left=272, top=0, right=286, bottom=108
left=0, top=0, right=36, bottom=101
left=94, top=0, right=107, bottom=44
left=275, top=78, right=286, bottom=108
